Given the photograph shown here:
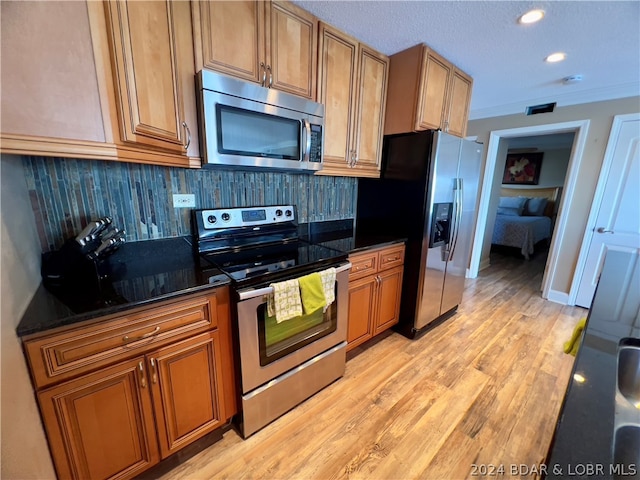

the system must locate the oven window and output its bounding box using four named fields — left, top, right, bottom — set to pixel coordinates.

left=257, top=291, right=338, bottom=366
left=216, top=104, right=300, bottom=160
